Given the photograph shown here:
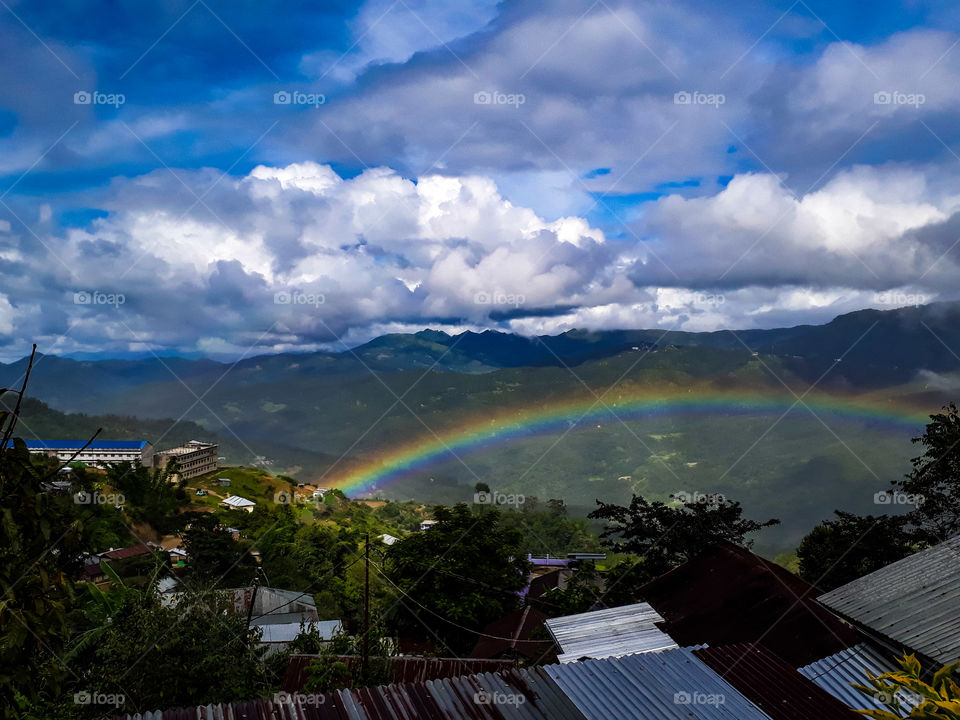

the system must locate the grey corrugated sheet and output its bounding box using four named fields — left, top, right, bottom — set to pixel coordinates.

left=818, top=536, right=960, bottom=665
left=798, top=643, right=920, bottom=716
left=544, top=647, right=774, bottom=719
left=546, top=602, right=679, bottom=662
left=257, top=620, right=342, bottom=643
